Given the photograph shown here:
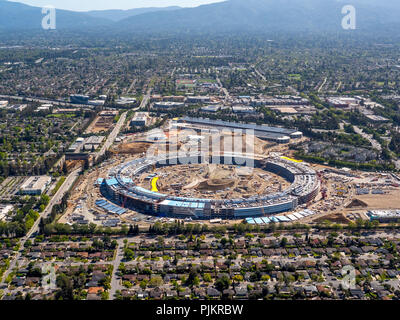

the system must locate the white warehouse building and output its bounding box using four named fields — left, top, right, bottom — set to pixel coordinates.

left=19, top=176, right=52, bottom=195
